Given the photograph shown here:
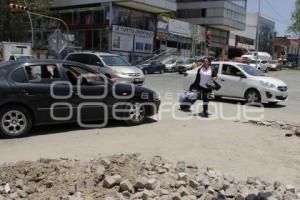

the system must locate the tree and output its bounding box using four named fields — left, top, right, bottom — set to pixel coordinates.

left=0, top=0, right=53, bottom=42
left=289, top=0, right=300, bottom=35
left=289, top=0, right=300, bottom=66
